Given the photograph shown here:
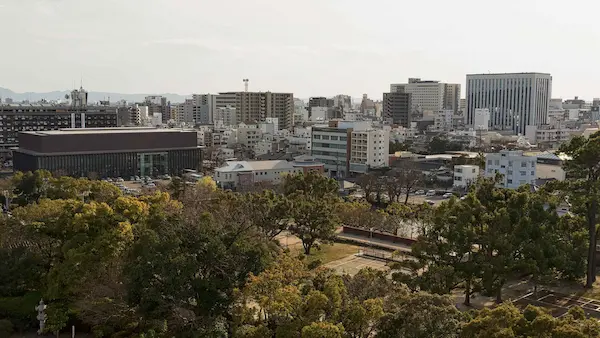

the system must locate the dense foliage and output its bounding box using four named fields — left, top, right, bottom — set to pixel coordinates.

left=0, top=170, right=596, bottom=337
